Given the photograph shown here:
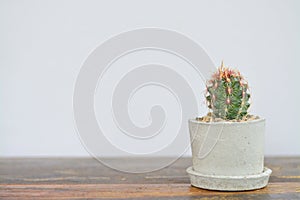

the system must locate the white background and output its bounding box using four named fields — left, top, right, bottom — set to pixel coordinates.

left=1, top=0, right=299, bottom=157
